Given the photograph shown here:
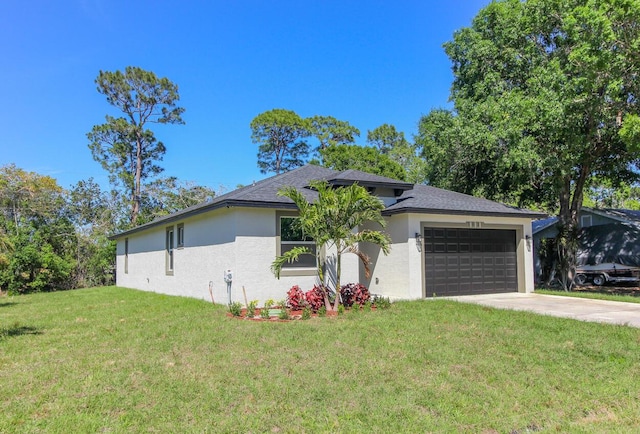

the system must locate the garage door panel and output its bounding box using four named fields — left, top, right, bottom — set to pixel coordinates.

left=425, top=228, right=518, bottom=297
